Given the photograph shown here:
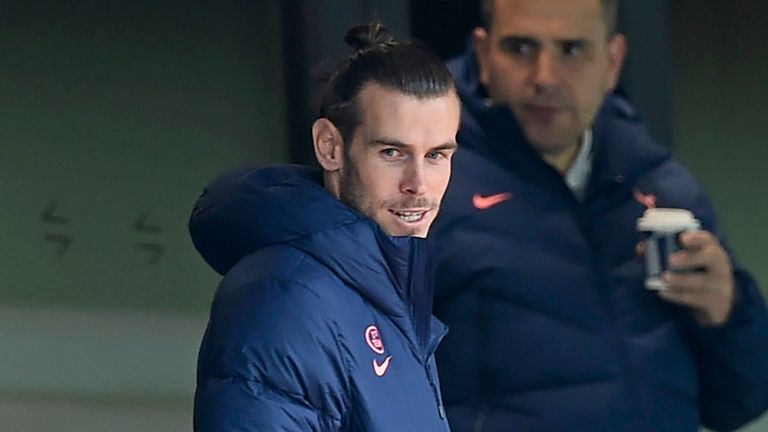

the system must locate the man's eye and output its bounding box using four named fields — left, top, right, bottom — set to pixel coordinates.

left=500, top=39, right=537, bottom=58
left=381, top=148, right=401, bottom=158
left=427, top=151, right=446, bottom=160
left=510, top=41, right=533, bottom=56
left=562, top=42, right=584, bottom=57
